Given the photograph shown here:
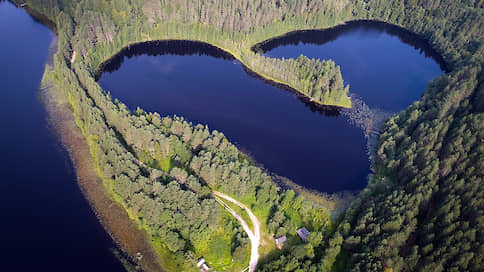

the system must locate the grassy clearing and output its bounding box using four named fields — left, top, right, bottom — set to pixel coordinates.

left=200, top=213, right=250, bottom=271
left=278, top=176, right=355, bottom=220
